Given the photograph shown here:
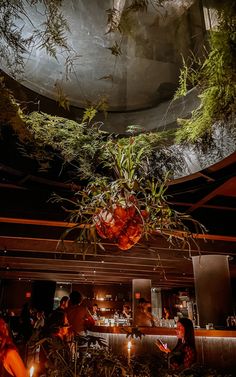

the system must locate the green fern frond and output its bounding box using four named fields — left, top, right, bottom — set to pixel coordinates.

left=82, top=107, right=98, bottom=123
